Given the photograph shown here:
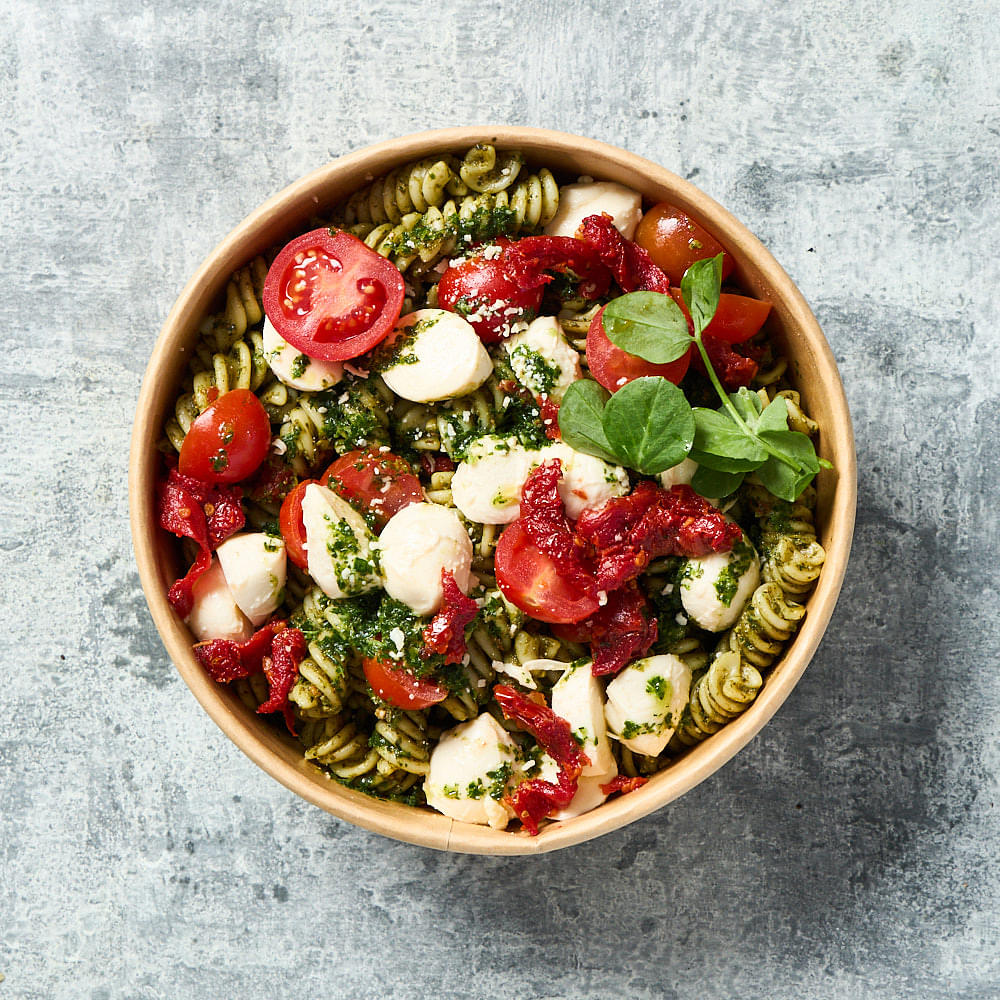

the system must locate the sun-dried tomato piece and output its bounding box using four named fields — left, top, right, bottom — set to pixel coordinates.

left=577, top=213, right=671, bottom=294
left=693, top=333, right=758, bottom=390
left=166, top=548, right=213, bottom=618
left=554, top=582, right=658, bottom=676
left=158, top=474, right=211, bottom=551
left=246, top=453, right=298, bottom=506
left=513, top=235, right=612, bottom=300
left=519, top=459, right=595, bottom=591
left=257, top=626, right=307, bottom=734
left=600, top=775, right=648, bottom=796
left=419, top=452, right=455, bottom=478
left=493, top=683, right=591, bottom=835
left=538, top=395, right=561, bottom=440
left=163, top=469, right=246, bottom=548
left=576, top=483, right=742, bottom=591
left=193, top=620, right=289, bottom=682
left=422, top=570, right=479, bottom=664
